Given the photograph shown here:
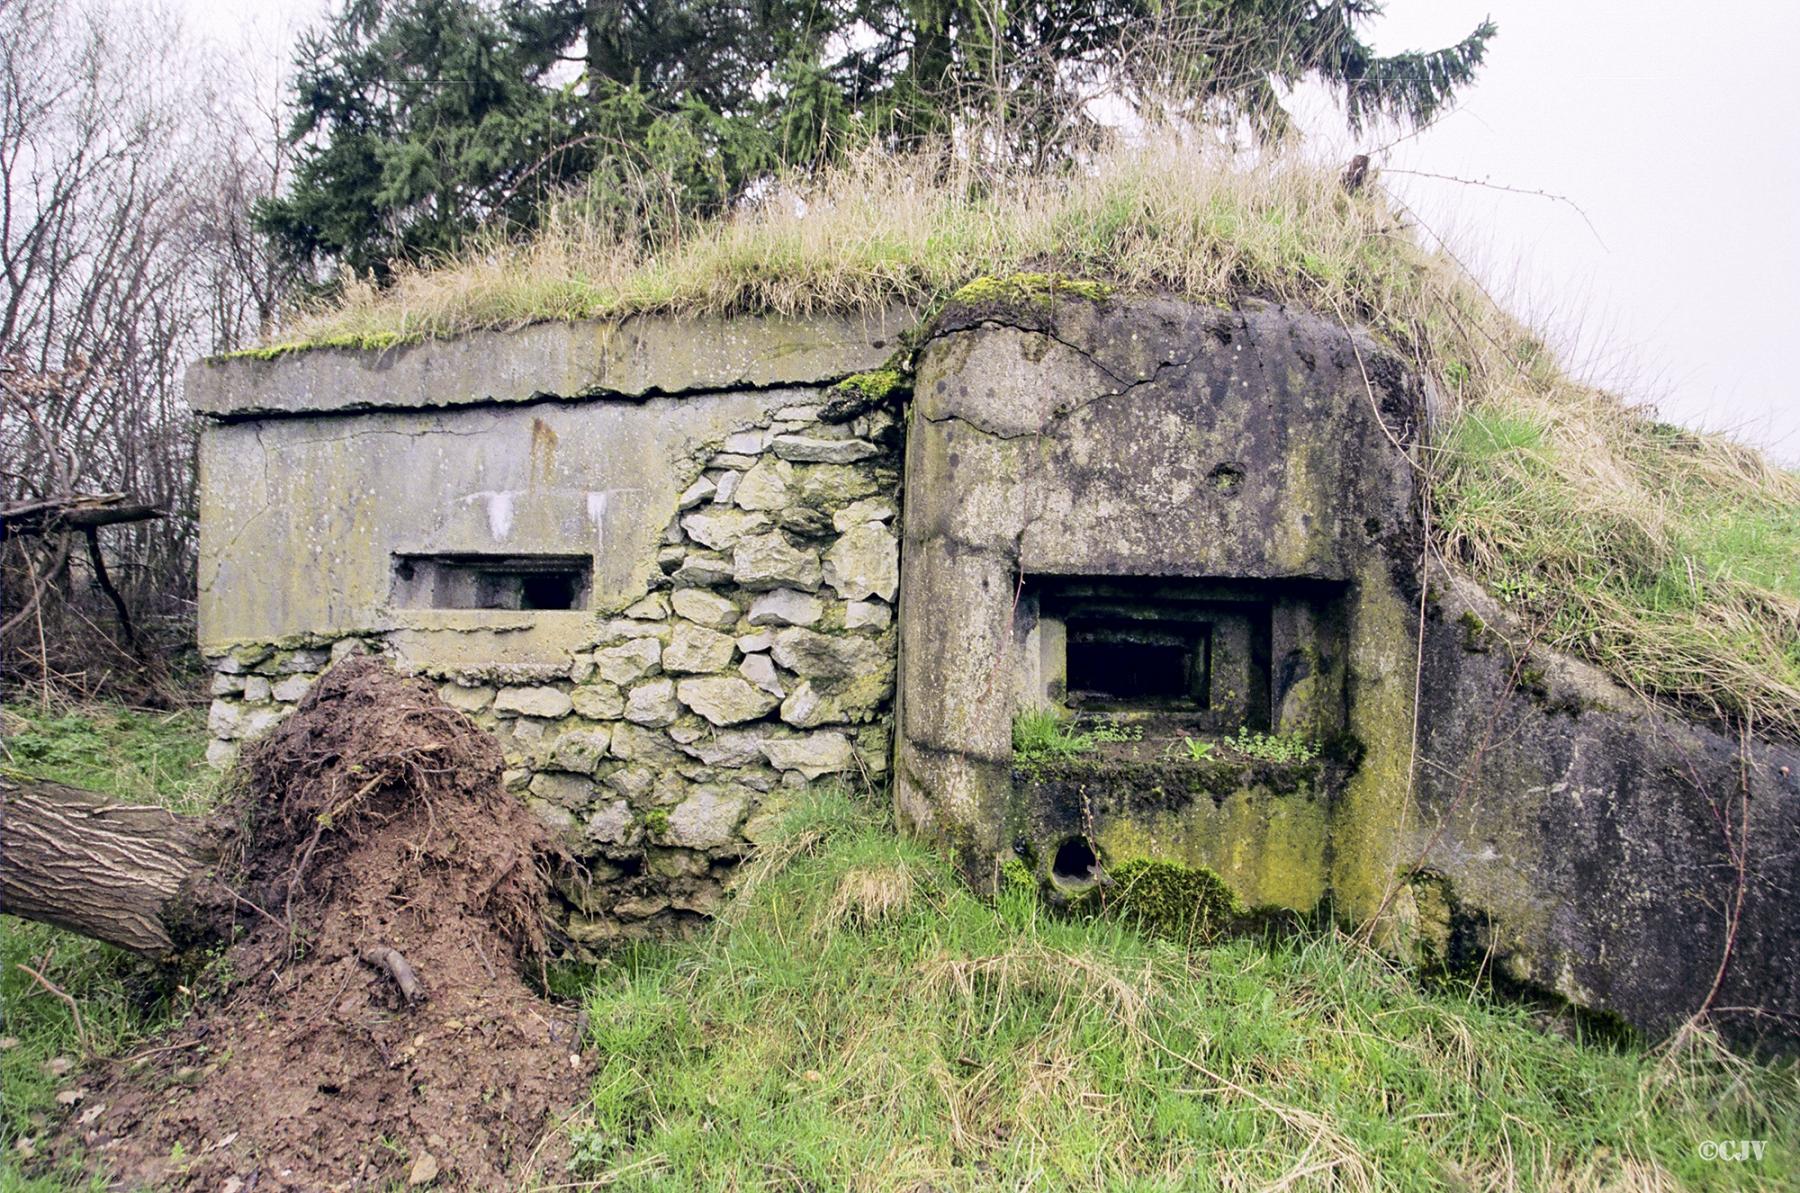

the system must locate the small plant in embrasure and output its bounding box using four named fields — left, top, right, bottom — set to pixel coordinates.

left=1227, top=727, right=1319, bottom=764
left=1011, top=707, right=1093, bottom=762
left=1178, top=736, right=1216, bottom=761
left=1087, top=720, right=1142, bottom=745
